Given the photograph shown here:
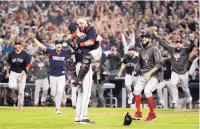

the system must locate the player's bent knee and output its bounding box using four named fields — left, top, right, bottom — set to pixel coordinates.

left=19, top=93, right=24, bottom=97
left=133, top=90, right=141, bottom=96
left=144, top=90, right=152, bottom=98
